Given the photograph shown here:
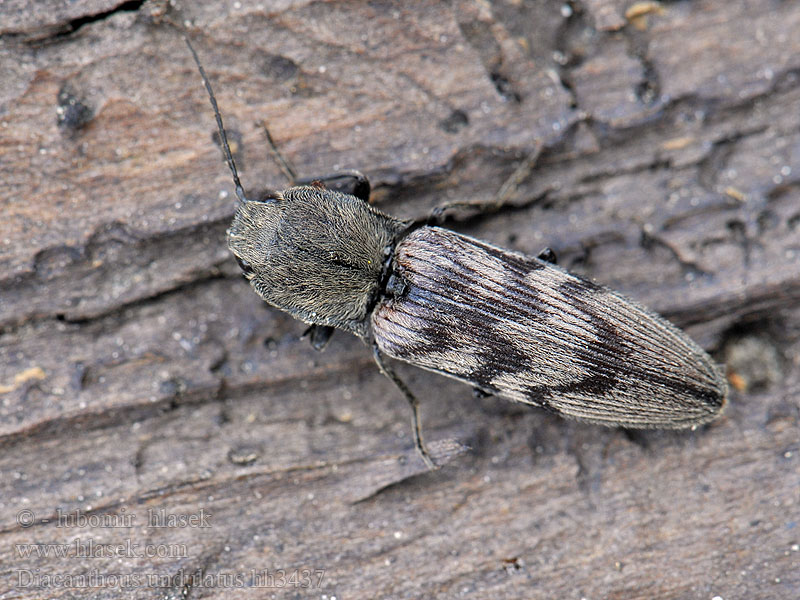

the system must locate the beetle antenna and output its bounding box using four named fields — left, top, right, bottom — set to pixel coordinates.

left=184, top=36, right=247, bottom=204
left=260, top=120, right=298, bottom=185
